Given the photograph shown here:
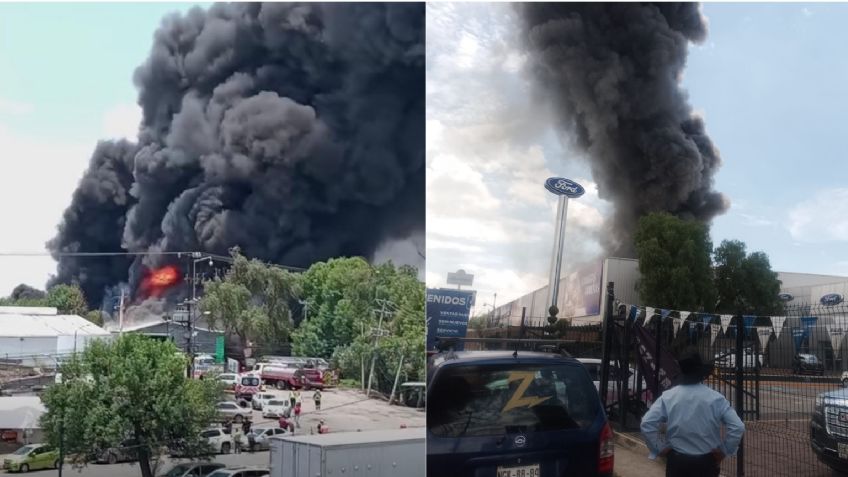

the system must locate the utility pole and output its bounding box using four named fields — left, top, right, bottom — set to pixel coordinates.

left=366, top=298, right=394, bottom=397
